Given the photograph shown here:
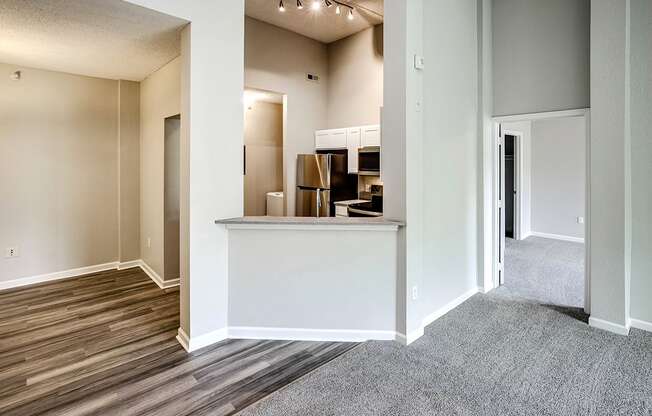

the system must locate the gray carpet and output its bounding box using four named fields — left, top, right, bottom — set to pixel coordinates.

left=237, top=294, right=652, bottom=416
left=496, top=236, right=585, bottom=307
